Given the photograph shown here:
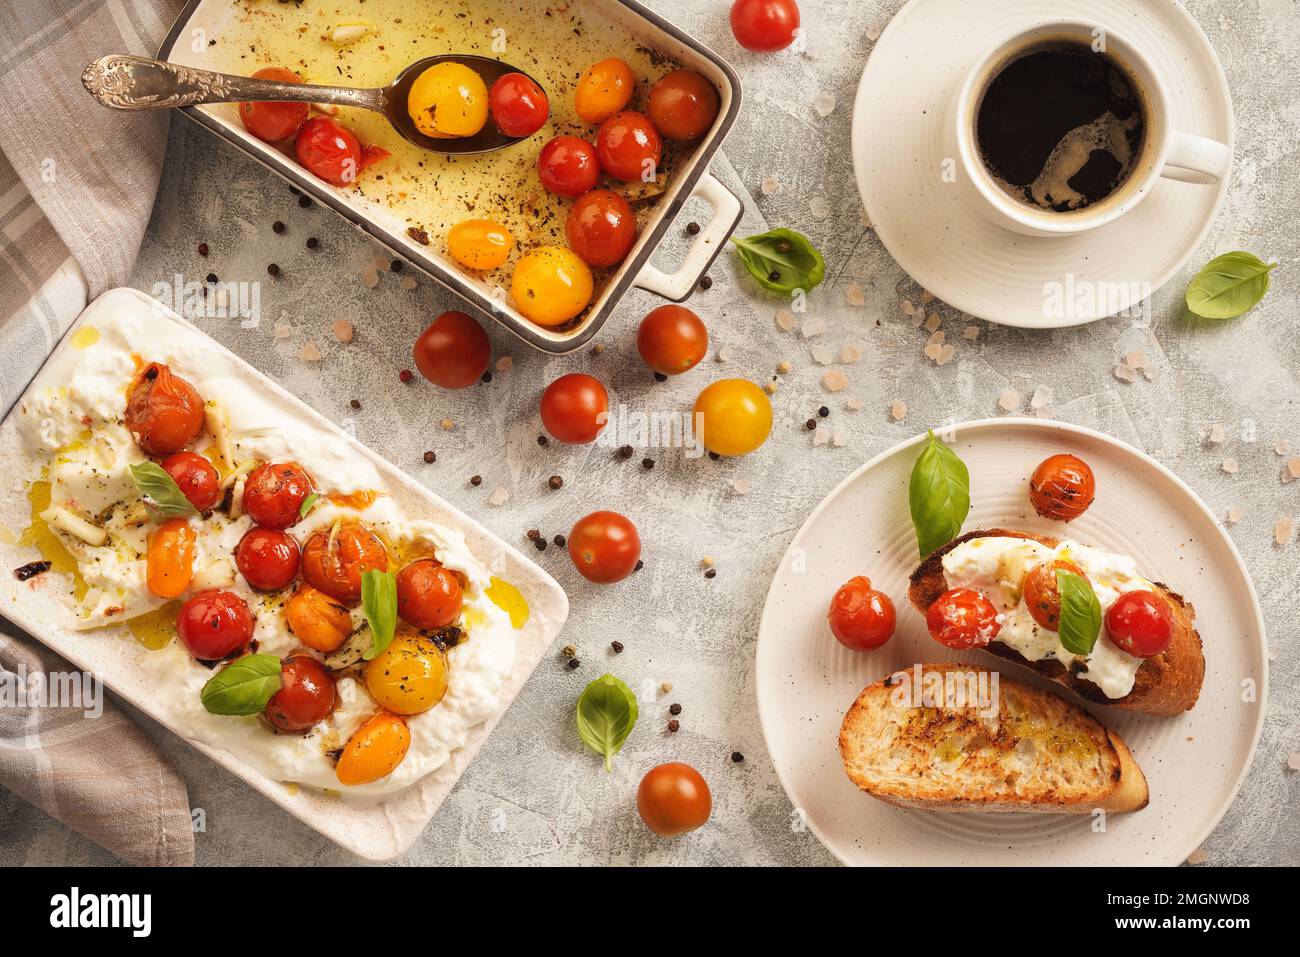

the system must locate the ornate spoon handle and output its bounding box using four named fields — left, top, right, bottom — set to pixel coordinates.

left=81, top=54, right=384, bottom=112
